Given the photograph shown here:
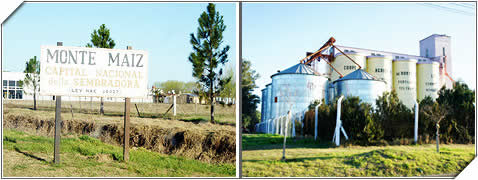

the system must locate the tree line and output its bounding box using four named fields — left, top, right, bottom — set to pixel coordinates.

left=302, top=82, right=475, bottom=145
